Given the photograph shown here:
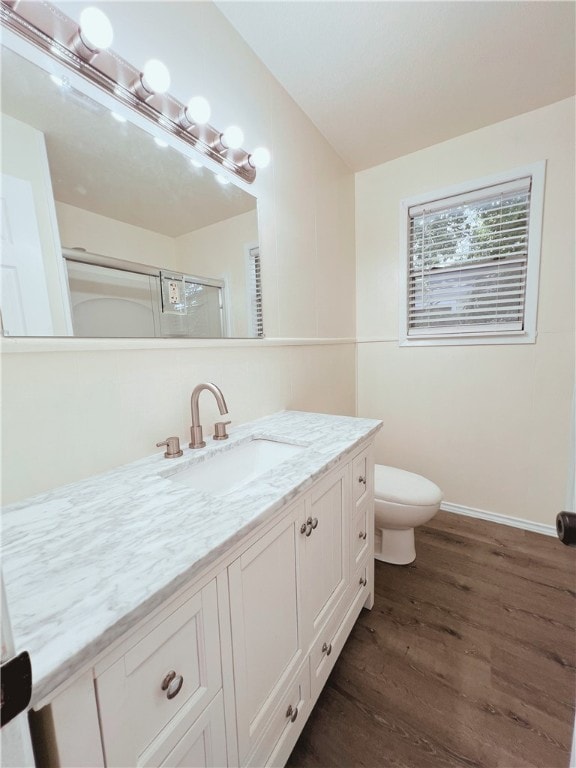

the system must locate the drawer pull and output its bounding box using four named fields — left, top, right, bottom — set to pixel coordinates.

left=359, top=576, right=367, bottom=587
left=358, top=475, right=366, bottom=485
left=322, top=642, right=332, bottom=656
left=311, top=517, right=318, bottom=530
left=300, top=522, right=308, bottom=535
left=358, top=531, right=367, bottom=540
left=286, top=704, right=298, bottom=723
left=161, top=671, right=184, bottom=700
